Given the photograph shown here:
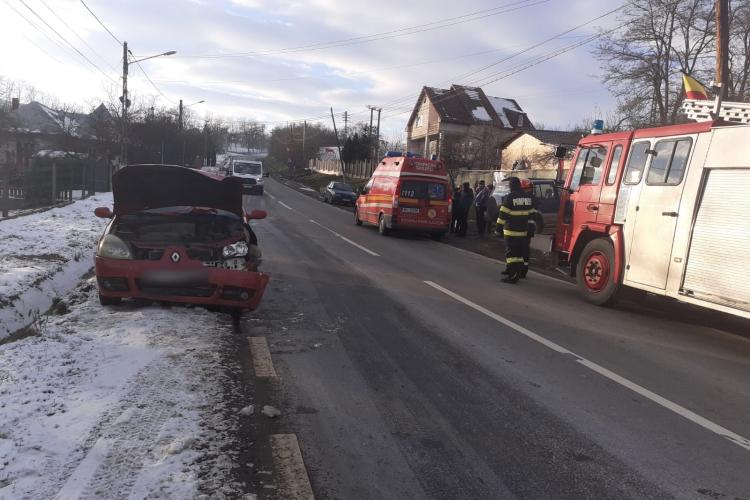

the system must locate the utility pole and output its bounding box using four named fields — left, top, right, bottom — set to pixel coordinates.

left=302, top=120, right=306, bottom=169
left=178, top=99, right=183, bottom=130
left=716, top=0, right=730, bottom=99
left=343, top=111, right=348, bottom=137
left=375, top=107, right=382, bottom=159
left=120, top=41, right=129, bottom=168
left=366, top=105, right=380, bottom=159
left=330, top=107, right=345, bottom=182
